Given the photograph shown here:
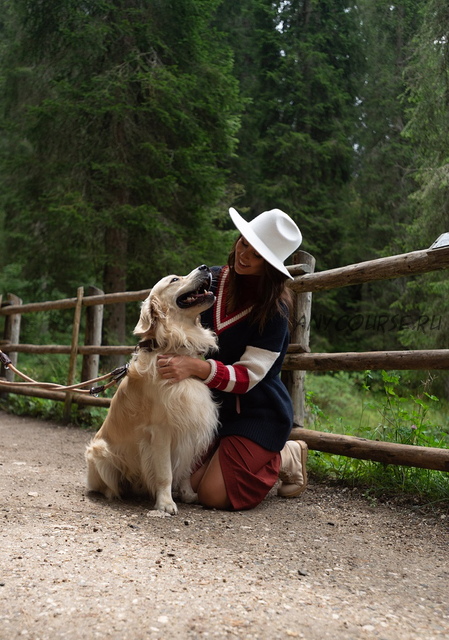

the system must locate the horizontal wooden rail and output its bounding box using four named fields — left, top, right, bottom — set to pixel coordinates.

left=1, top=245, right=448, bottom=316
left=0, top=343, right=135, bottom=355
left=0, top=383, right=111, bottom=407
left=2, top=344, right=449, bottom=371
left=0, top=264, right=315, bottom=317
left=283, top=349, right=449, bottom=371
left=289, top=428, right=449, bottom=472
left=289, top=245, right=449, bottom=294
left=0, top=289, right=151, bottom=316
left=0, top=342, right=309, bottom=356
